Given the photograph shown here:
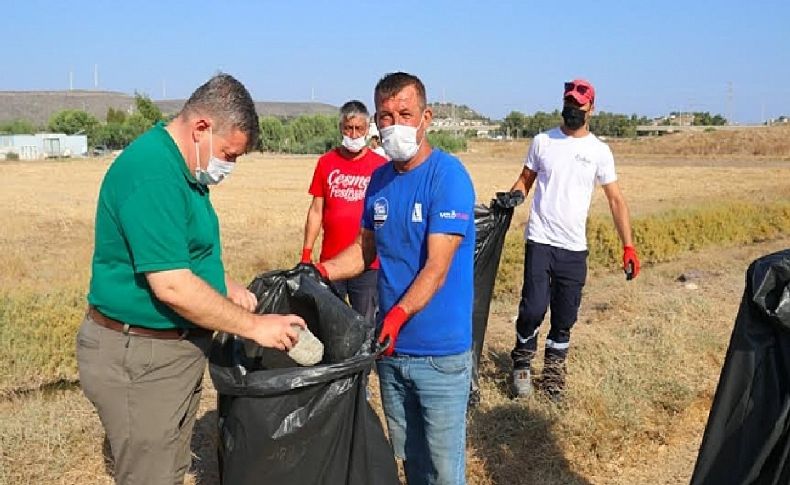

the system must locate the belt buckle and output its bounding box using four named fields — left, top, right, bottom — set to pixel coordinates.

left=122, top=323, right=131, bottom=335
